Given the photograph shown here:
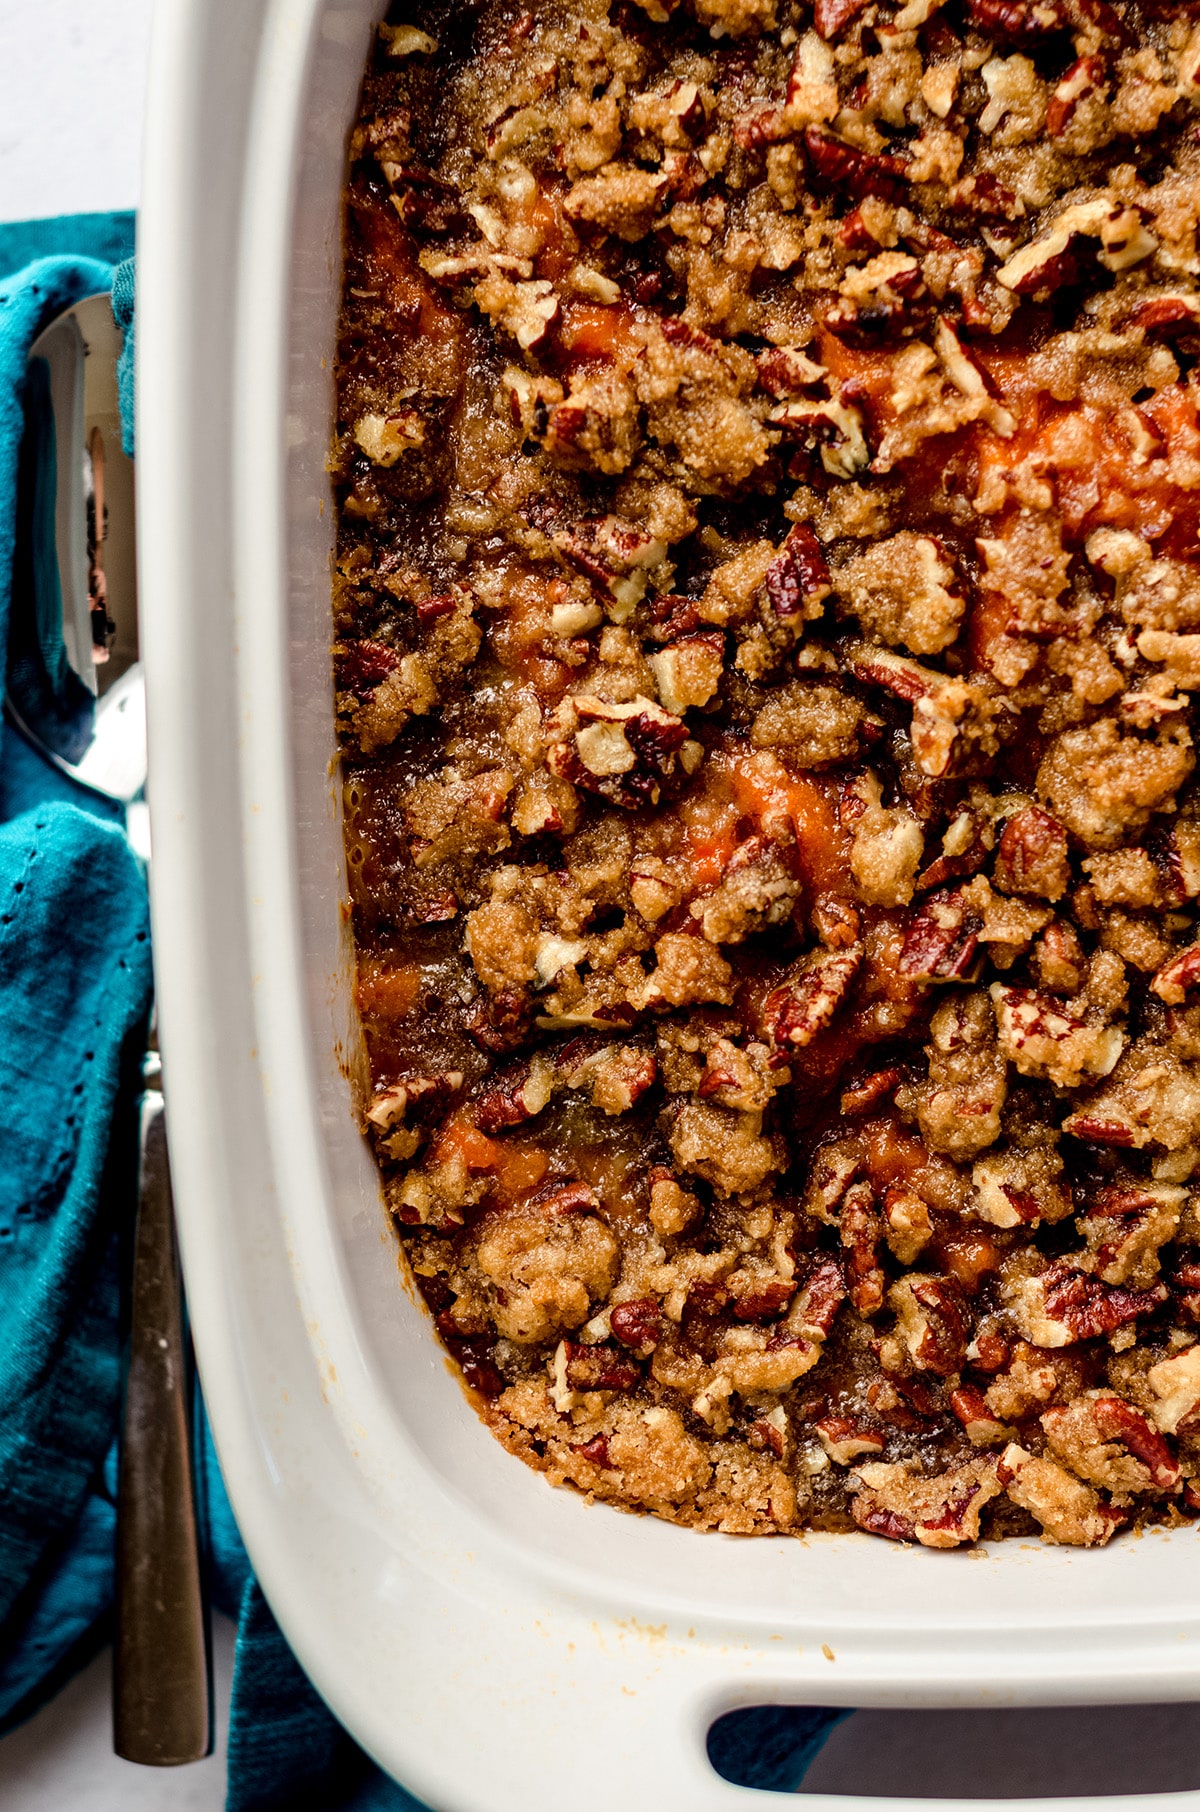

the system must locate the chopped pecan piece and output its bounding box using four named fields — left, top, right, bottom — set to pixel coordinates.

left=948, top=1384, right=1011, bottom=1446
left=816, top=1417, right=885, bottom=1464
left=762, top=944, right=863, bottom=1049
left=559, top=1339, right=640, bottom=1393
left=552, top=516, right=667, bottom=613
left=993, top=808, right=1070, bottom=902
left=889, top=1273, right=969, bottom=1376
left=730, top=1277, right=796, bottom=1321
left=1125, top=294, right=1200, bottom=336
left=756, top=346, right=826, bottom=399
left=1147, top=1345, right=1200, bottom=1437
left=803, top=127, right=908, bottom=205
left=899, top=889, right=982, bottom=982
left=366, top=1071, right=464, bottom=1131
left=548, top=693, right=690, bottom=811
left=965, top=0, right=1064, bottom=43
left=610, top=1298, right=665, bottom=1355
left=336, top=638, right=400, bottom=696
left=1043, top=1393, right=1180, bottom=1497
left=769, top=395, right=870, bottom=480
left=841, top=1179, right=885, bottom=1317
left=851, top=1458, right=1002, bottom=1549
left=990, top=984, right=1124, bottom=1090
left=1045, top=55, right=1105, bottom=138
left=813, top=0, right=868, bottom=35
left=1151, top=943, right=1200, bottom=1006
left=1005, top=1261, right=1168, bottom=1348
left=997, top=201, right=1156, bottom=299
left=693, top=838, right=800, bottom=945
left=1077, top=1184, right=1182, bottom=1289
left=763, top=524, right=832, bottom=621
left=788, top=1257, right=848, bottom=1340
left=997, top=1444, right=1125, bottom=1546
left=841, top=1067, right=903, bottom=1117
